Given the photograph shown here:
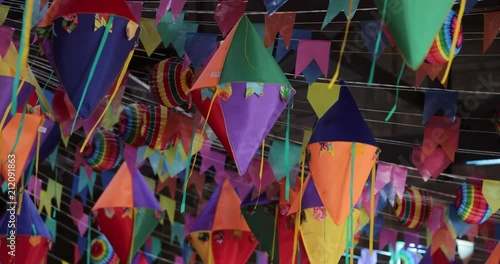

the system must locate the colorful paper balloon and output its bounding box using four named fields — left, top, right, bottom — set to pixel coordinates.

left=150, top=57, right=193, bottom=108
left=374, top=0, right=455, bottom=69
left=0, top=192, right=53, bottom=264
left=190, top=15, right=295, bottom=175
left=307, top=83, right=378, bottom=225
left=90, top=235, right=120, bottom=264
left=394, top=187, right=433, bottom=229
left=81, top=130, right=124, bottom=171
left=425, top=10, right=463, bottom=65
left=141, top=104, right=175, bottom=151
left=116, top=103, right=149, bottom=147
left=93, top=162, right=164, bottom=262
left=454, top=181, right=493, bottom=224
left=189, top=178, right=258, bottom=264
left=47, top=0, right=140, bottom=119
